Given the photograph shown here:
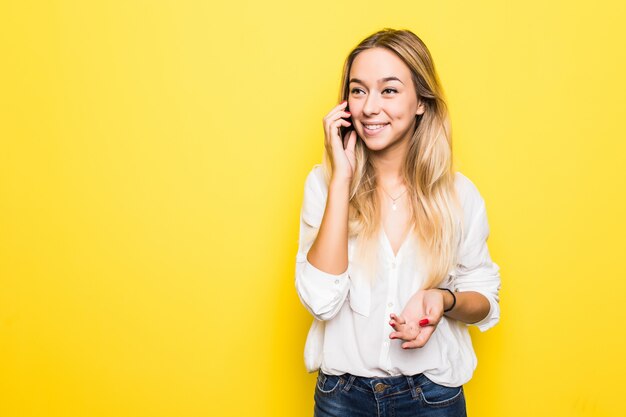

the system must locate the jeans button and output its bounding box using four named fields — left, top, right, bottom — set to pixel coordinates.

left=374, top=383, right=386, bottom=393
